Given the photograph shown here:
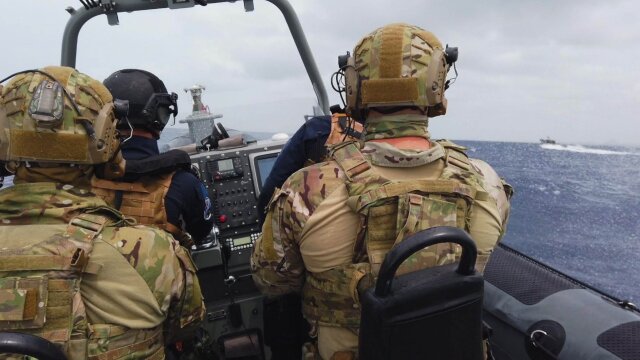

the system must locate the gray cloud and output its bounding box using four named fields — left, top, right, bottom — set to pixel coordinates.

left=1, top=0, right=638, bottom=145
